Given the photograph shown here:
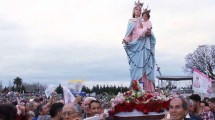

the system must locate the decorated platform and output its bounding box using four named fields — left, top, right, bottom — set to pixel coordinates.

left=114, top=109, right=166, bottom=120
left=108, top=80, right=170, bottom=120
